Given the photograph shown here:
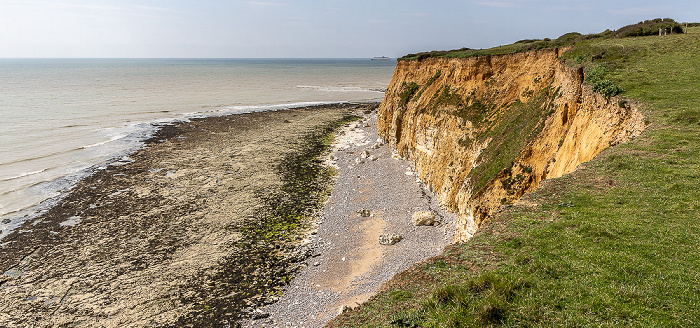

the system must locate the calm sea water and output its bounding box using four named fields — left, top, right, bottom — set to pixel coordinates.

left=0, top=58, right=395, bottom=239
